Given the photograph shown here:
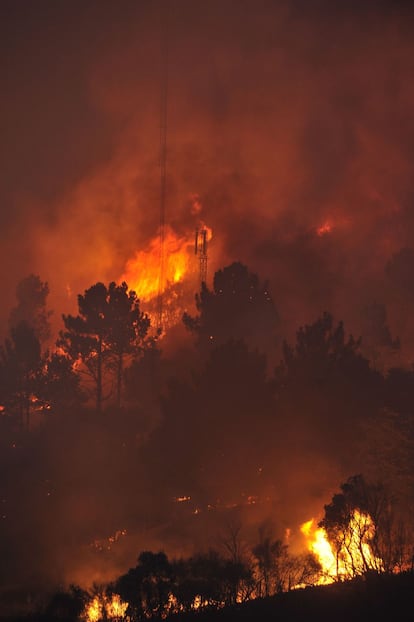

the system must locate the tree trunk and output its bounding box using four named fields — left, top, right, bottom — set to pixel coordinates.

left=116, top=352, right=123, bottom=410
left=97, top=336, right=102, bottom=414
